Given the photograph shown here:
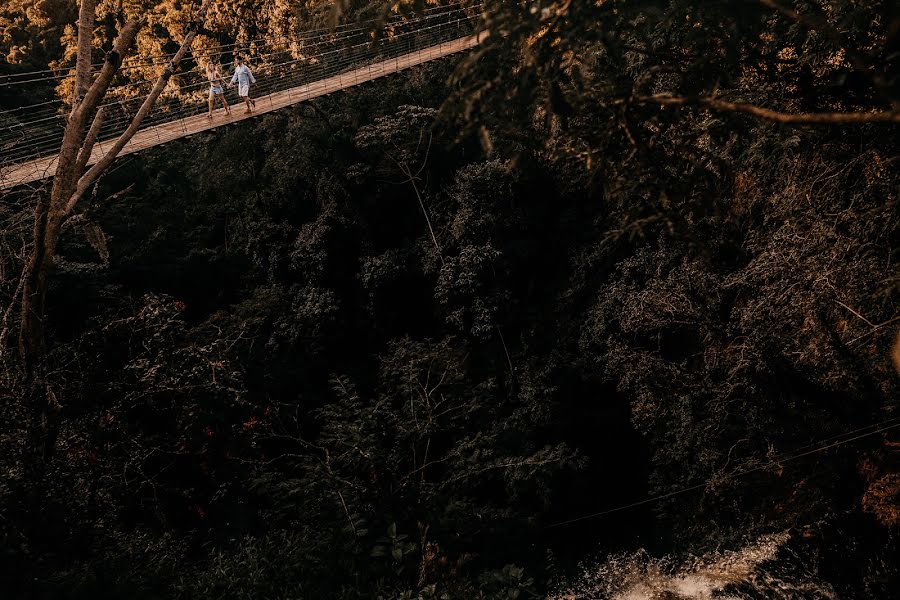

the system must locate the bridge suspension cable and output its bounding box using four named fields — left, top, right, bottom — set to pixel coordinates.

left=0, top=1, right=479, bottom=85
left=2, top=17, right=475, bottom=157
left=1, top=4, right=484, bottom=188
left=0, top=6, right=479, bottom=169
left=544, top=416, right=900, bottom=528
left=0, top=0, right=482, bottom=136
